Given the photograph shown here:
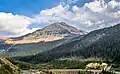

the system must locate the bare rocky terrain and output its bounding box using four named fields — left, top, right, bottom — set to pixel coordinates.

left=1, top=22, right=86, bottom=44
